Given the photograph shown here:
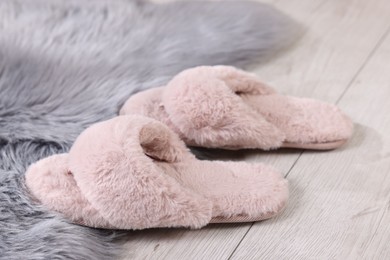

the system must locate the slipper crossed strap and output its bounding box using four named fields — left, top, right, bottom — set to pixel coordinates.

left=26, top=115, right=288, bottom=230
left=121, top=66, right=353, bottom=150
